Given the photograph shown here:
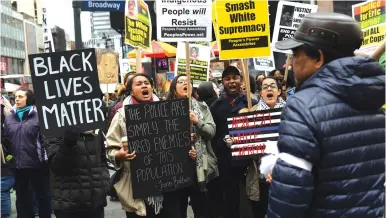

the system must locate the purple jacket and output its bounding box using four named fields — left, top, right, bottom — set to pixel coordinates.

left=3, top=107, right=47, bottom=169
